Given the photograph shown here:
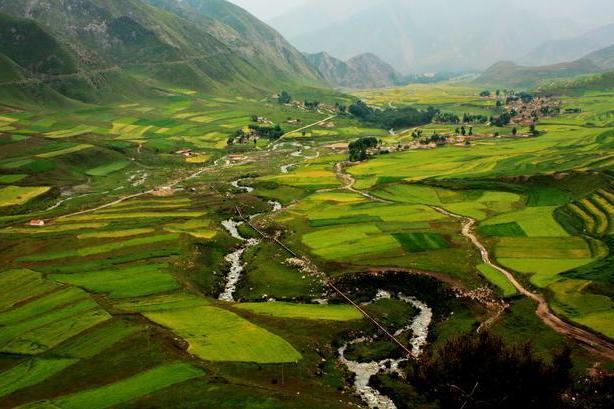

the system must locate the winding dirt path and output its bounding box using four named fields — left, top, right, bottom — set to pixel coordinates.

left=334, top=162, right=392, bottom=203
left=431, top=206, right=614, bottom=360
left=270, top=114, right=337, bottom=148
